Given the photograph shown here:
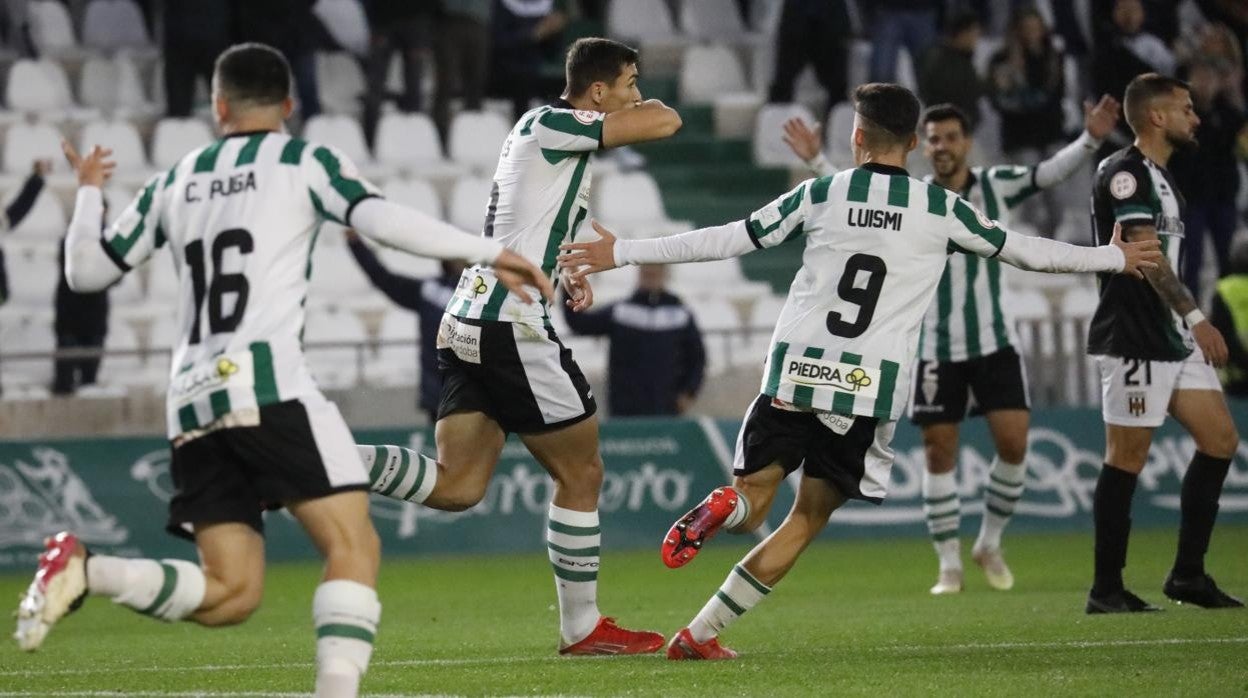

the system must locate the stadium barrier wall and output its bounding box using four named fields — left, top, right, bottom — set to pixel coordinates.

left=2, top=406, right=1246, bottom=572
